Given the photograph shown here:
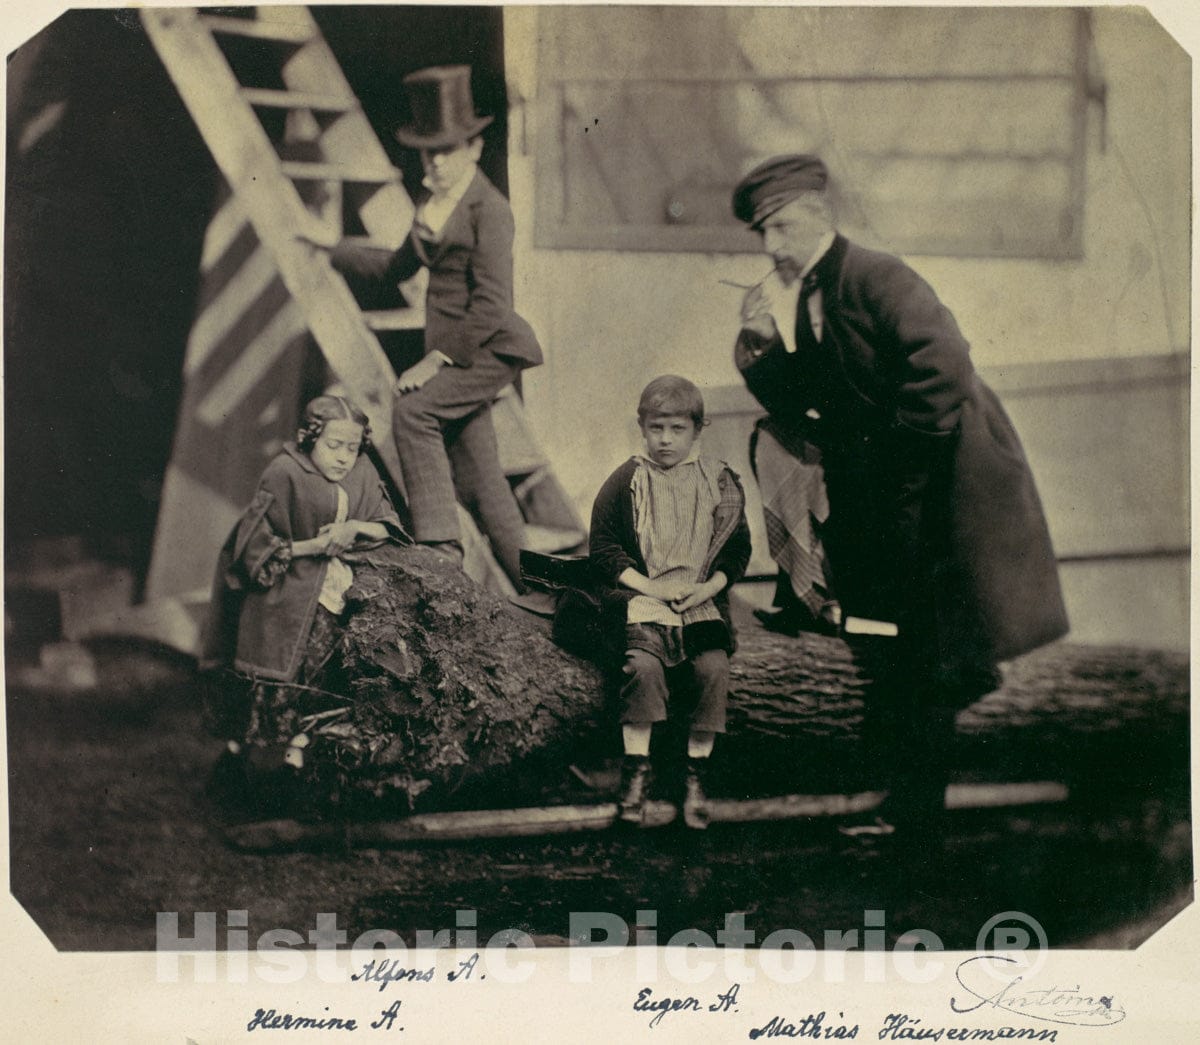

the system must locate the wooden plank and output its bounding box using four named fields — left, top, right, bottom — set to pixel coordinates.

left=946, top=781, right=1069, bottom=810
left=707, top=792, right=887, bottom=824
left=362, top=308, right=426, bottom=332
left=220, top=782, right=1069, bottom=851
left=200, top=13, right=314, bottom=45
left=280, top=160, right=398, bottom=184
left=224, top=803, right=677, bottom=851
left=183, top=245, right=280, bottom=377
left=139, top=7, right=404, bottom=489
left=194, top=304, right=308, bottom=426
left=240, top=87, right=357, bottom=112
left=277, top=15, right=415, bottom=240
